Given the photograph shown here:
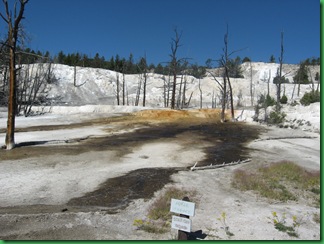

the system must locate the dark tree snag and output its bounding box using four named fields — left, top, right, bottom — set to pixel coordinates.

left=170, top=28, right=182, bottom=109
left=276, top=32, right=284, bottom=112
left=1, top=0, right=29, bottom=150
